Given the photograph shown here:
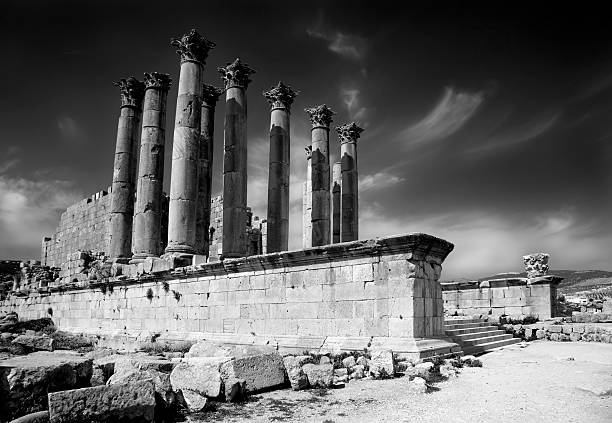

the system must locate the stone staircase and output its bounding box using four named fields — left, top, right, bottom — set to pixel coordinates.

left=445, top=317, right=521, bottom=355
